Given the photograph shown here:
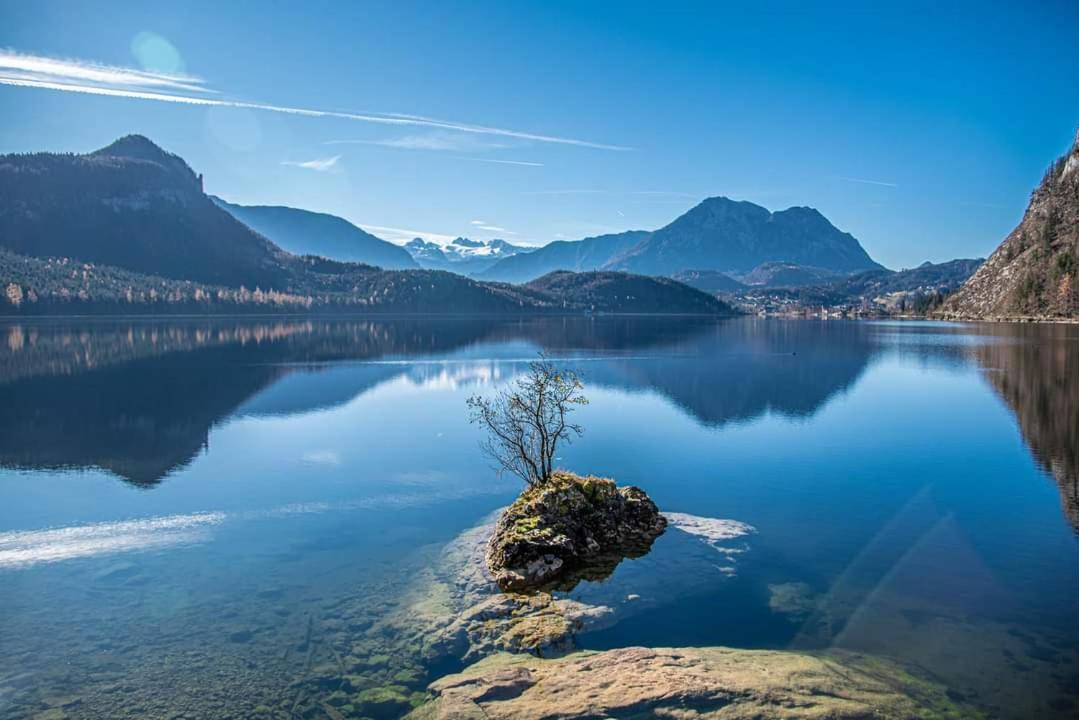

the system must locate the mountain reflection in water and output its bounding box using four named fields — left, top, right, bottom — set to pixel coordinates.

left=1, top=317, right=877, bottom=485
left=971, top=323, right=1079, bottom=533
left=2, top=317, right=1077, bottom=536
